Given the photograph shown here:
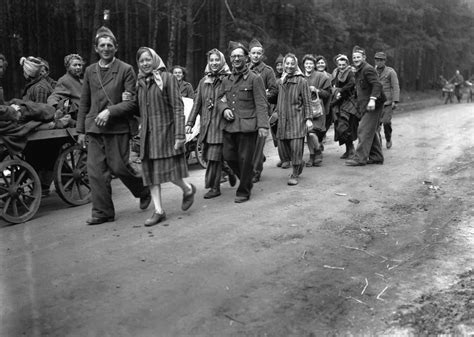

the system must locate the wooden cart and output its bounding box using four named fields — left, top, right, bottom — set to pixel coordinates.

left=0, top=128, right=90, bottom=223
